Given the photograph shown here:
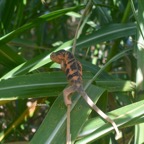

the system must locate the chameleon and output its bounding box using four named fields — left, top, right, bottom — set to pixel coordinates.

left=50, top=50, right=121, bottom=143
